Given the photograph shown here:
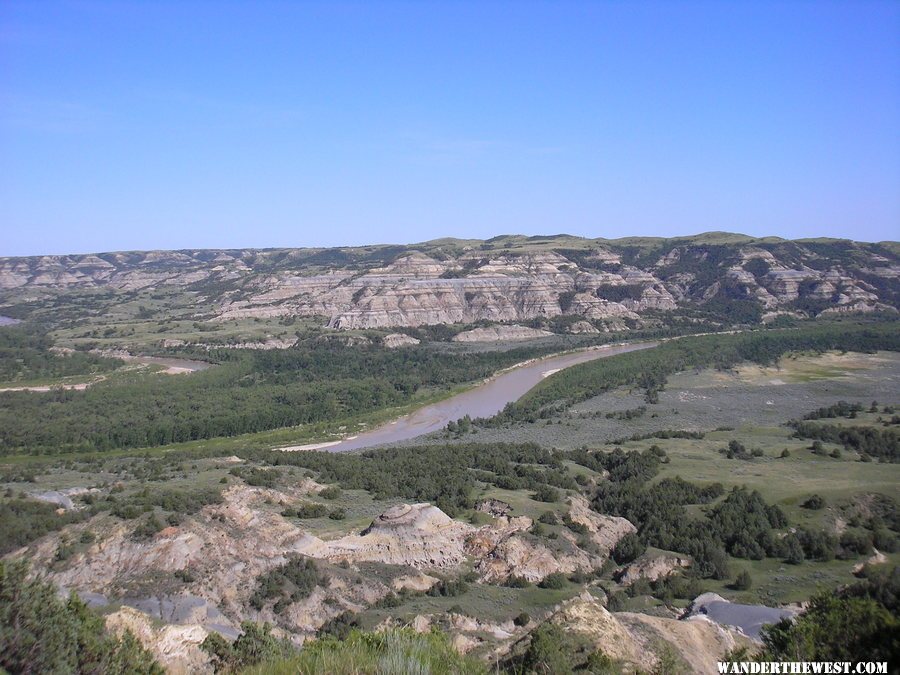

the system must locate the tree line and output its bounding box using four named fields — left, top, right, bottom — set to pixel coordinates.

left=0, top=338, right=575, bottom=455
left=0, top=324, right=122, bottom=383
